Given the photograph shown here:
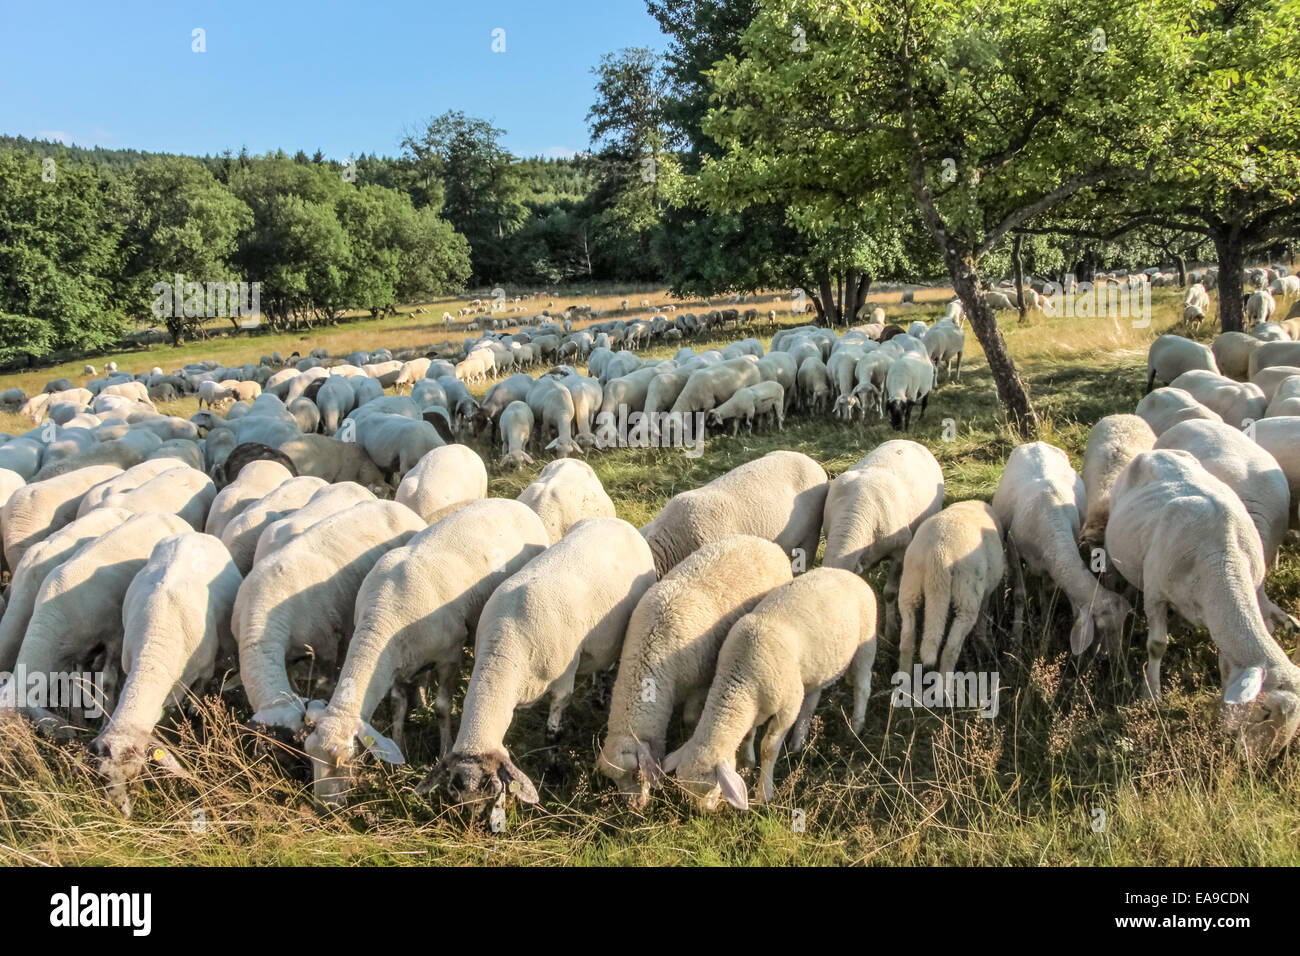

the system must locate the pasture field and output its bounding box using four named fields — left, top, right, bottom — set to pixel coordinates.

left=3, top=287, right=1299, bottom=867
